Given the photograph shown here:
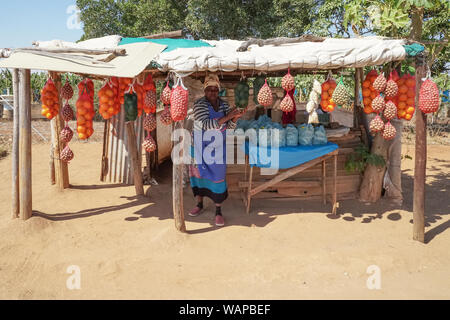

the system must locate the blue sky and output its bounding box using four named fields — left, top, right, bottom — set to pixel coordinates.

left=0, top=0, right=84, bottom=49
